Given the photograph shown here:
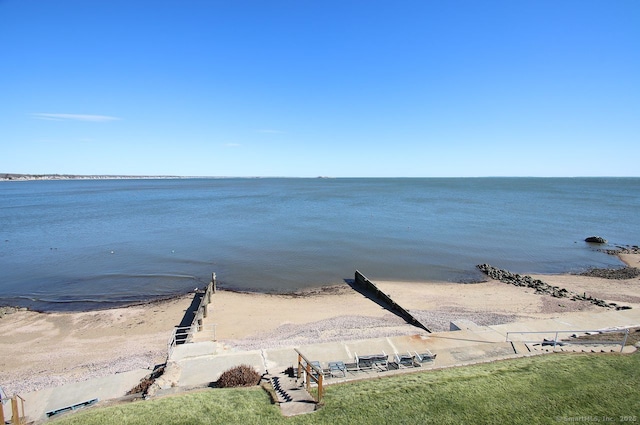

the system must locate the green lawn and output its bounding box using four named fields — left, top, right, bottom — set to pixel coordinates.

left=52, top=353, right=640, bottom=425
